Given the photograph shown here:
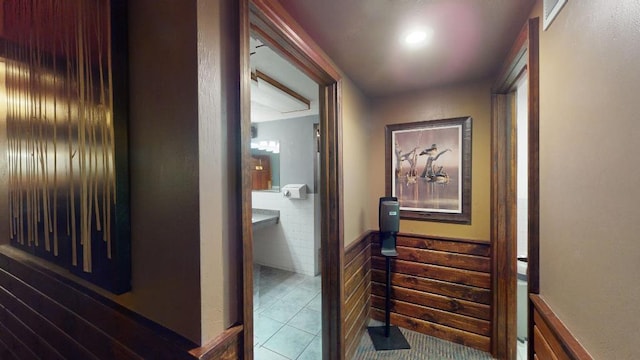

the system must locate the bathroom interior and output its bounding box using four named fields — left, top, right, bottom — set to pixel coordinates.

left=516, top=73, right=529, bottom=360
left=249, top=36, right=323, bottom=359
